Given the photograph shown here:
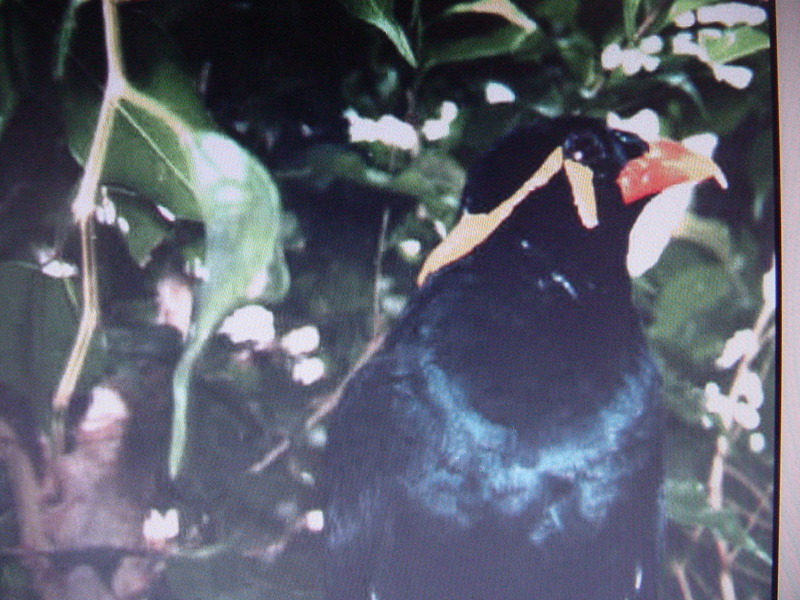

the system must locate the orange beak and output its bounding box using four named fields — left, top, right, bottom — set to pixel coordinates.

left=617, top=139, right=728, bottom=205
